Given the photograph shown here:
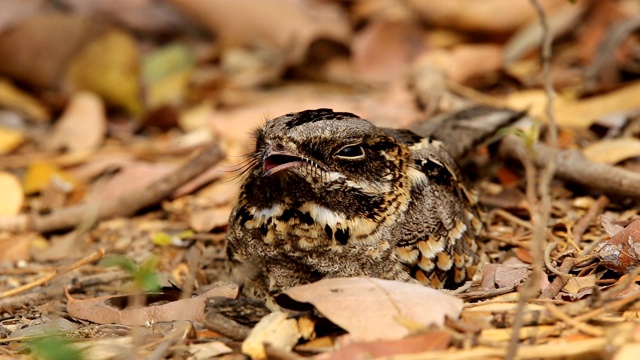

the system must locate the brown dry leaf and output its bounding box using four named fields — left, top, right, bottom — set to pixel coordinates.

left=596, top=219, right=640, bottom=274
left=0, top=0, right=45, bottom=32
left=86, top=161, right=176, bottom=202
left=481, top=263, right=528, bottom=290
left=65, top=29, right=142, bottom=114
left=582, top=138, right=640, bottom=164
left=46, top=91, right=107, bottom=152
left=406, top=0, right=565, bottom=33
left=562, top=274, right=596, bottom=295
left=615, top=343, right=640, bottom=360
left=0, top=171, right=23, bottom=216
left=57, top=0, right=193, bottom=34
left=413, top=44, right=503, bottom=84
left=0, top=78, right=50, bottom=122
left=22, top=160, right=77, bottom=195
left=503, top=2, right=586, bottom=65
left=351, top=20, right=424, bottom=84
left=66, top=284, right=238, bottom=325
left=188, top=341, right=233, bottom=360
left=0, top=125, right=25, bottom=154
left=31, top=230, right=83, bottom=262
left=279, top=277, right=463, bottom=341
left=319, top=331, right=450, bottom=360
left=0, top=12, right=101, bottom=89
left=168, top=0, right=350, bottom=64
left=0, top=232, right=36, bottom=262
left=67, top=153, right=135, bottom=182
left=601, top=215, right=624, bottom=237
left=242, top=311, right=301, bottom=360
left=189, top=207, right=231, bottom=233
